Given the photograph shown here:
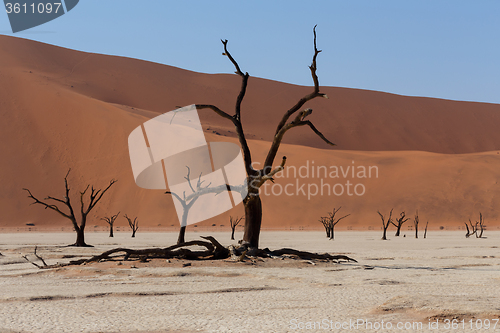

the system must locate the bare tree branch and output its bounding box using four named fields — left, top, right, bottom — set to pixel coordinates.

left=22, top=246, right=47, bottom=268
left=33, top=246, right=47, bottom=266
left=273, top=25, right=328, bottom=136
left=221, top=39, right=249, bottom=122
left=86, top=179, right=117, bottom=213
left=264, top=108, right=334, bottom=169
left=261, top=156, right=287, bottom=184
left=45, top=196, right=67, bottom=205
left=195, top=104, right=234, bottom=122
left=23, top=188, right=71, bottom=220
left=101, top=212, right=120, bottom=225
left=183, top=166, right=196, bottom=193
left=334, top=214, right=350, bottom=226
left=296, top=120, right=336, bottom=146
